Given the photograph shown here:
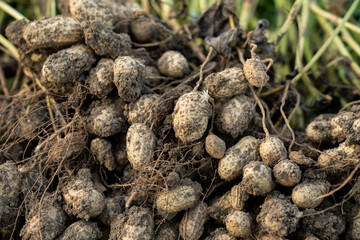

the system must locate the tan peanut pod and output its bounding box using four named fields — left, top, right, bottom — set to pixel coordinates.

left=179, top=202, right=208, bottom=240
left=126, top=94, right=160, bottom=125
left=203, top=67, right=247, bottom=99
left=157, top=51, right=190, bottom=78
left=350, top=118, right=360, bottom=143
left=204, top=228, right=236, bottom=240
left=256, top=192, right=302, bottom=237
left=70, top=0, right=129, bottom=29
left=126, top=123, right=156, bottom=171
left=42, top=44, right=96, bottom=86
left=225, top=210, right=252, bottom=238
left=218, top=136, right=259, bottom=181
left=243, top=55, right=269, bottom=88
left=291, top=180, right=330, bottom=209
left=215, top=95, right=255, bottom=138
left=82, top=20, right=131, bottom=59
left=109, top=206, right=154, bottom=240
left=305, top=114, right=334, bottom=143
left=352, top=212, right=360, bottom=240
left=156, top=183, right=200, bottom=216
left=155, top=223, right=178, bottom=240
left=23, top=16, right=83, bottom=49
left=289, top=151, right=316, bottom=167
left=273, top=159, right=302, bottom=187
left=242, top=161, right=274, bottom=196
left=329, top=111, right=355, bottom=142
left=88, top=58, right=115, bottom=98
left=317, top=141, right=360, bottom=172
left=208, top=191, right=232, bottom=221
left=230, top=184, right=248, bottom=211
left=205, top=134, right=226, bottom=159
left=114, top=56, right=145, bottom=102
left=172, top=91, right=212, bottom=143
left=259, top=136, right=287, bottom=167
left=58, top=220, right=101, bottom=240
